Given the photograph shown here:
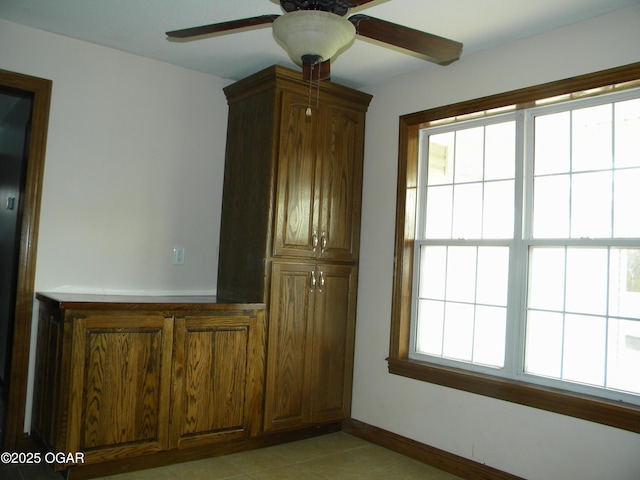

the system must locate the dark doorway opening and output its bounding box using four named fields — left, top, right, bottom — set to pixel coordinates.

left=1, top=88, right=34, bottom=446
left=0, top=69, right=51, bottom=452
